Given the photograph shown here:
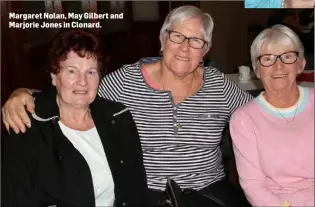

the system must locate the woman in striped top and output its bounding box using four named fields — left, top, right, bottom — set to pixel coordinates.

left=3, top=6, right=252, bottom=206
